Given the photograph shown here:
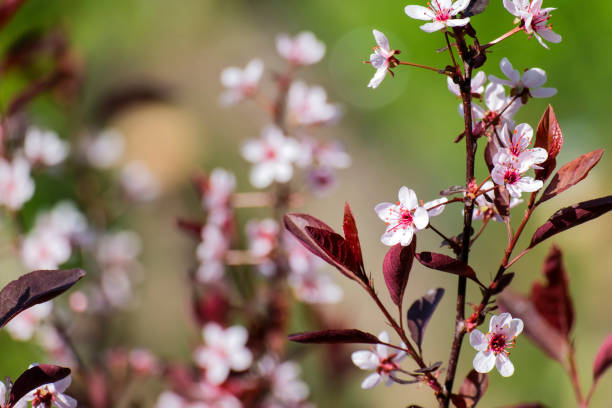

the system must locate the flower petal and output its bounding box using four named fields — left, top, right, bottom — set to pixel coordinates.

left=372, top=29, right=389, bottom=51
left=522, top=68, right=547, bottom=88
left=473, top=350, right=496, bottom=373
left=398, top=186, right=418, bottom=209
left=509, top=318, right=524, bottom=338
left=447, top=17, right=471, bottom=27
left=352, top=350, right=380, bottom=370
left=368, top=67, right=388, bottom=89
left=361, top=372, right=382, bottom=389
left=499, top=57, right=520, bottom=84
left=412, top=207, right=429, bottom=230
left=496, top=354, right=515, bottom=377
left=530, top=87, right=557, bottom=98
left=399, top=227, right=415, bottom=247
left=469, top=329, right=488, bottom=352
left=420, top=21, right=446, bottom=33
left=404, top=5, right=436, bottom=20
